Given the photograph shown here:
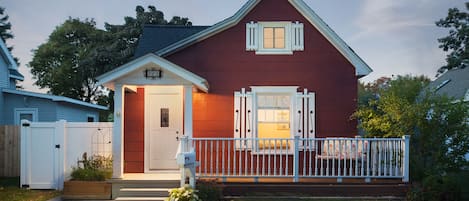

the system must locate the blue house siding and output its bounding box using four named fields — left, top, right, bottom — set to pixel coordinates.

left=3, top=93, right=58, bottom=124
left=56, top=102, right=99, bottom=122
